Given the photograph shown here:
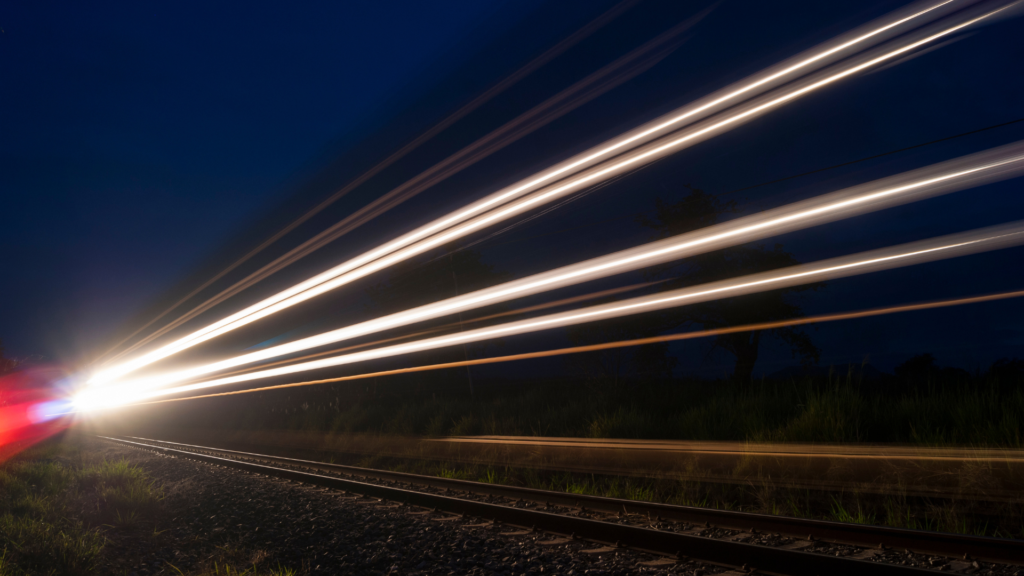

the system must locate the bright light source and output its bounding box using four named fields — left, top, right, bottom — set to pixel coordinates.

left=75, top=220, right=1024, bottom=411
